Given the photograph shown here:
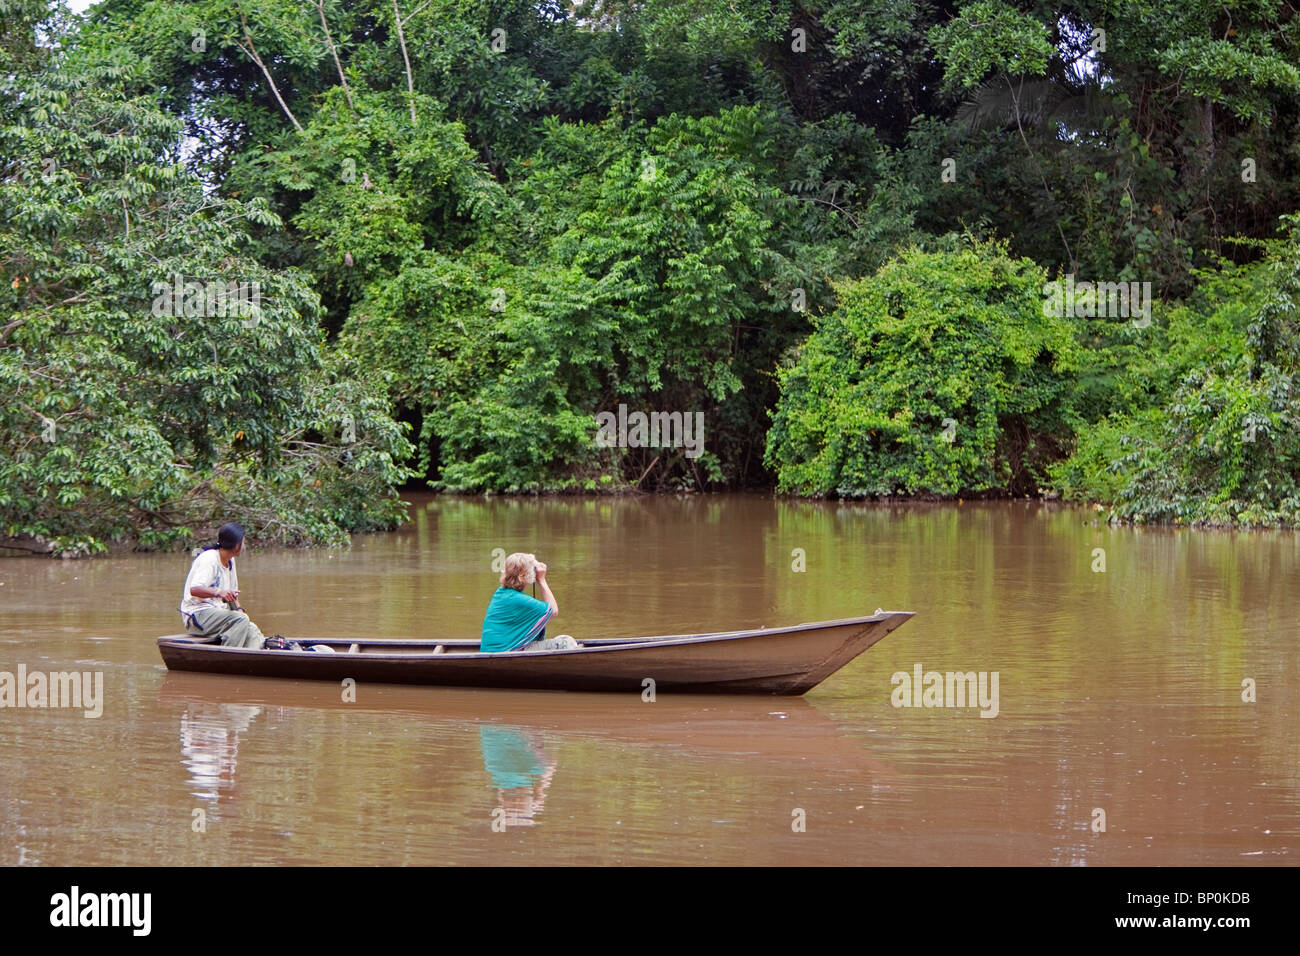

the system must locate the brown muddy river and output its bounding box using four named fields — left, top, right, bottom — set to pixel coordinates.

left=1, top=494, right=1296, bottom=865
